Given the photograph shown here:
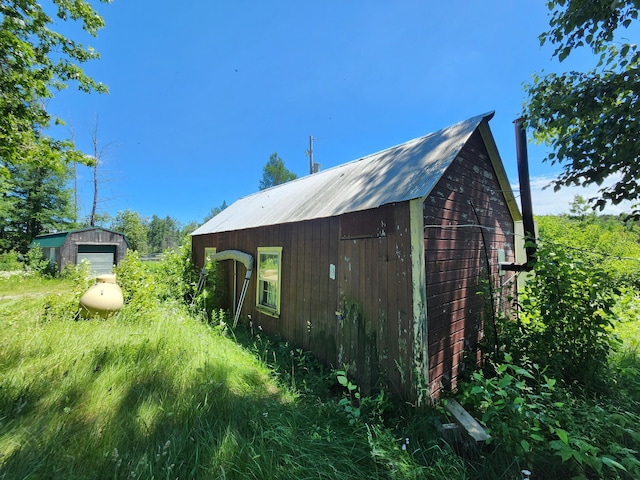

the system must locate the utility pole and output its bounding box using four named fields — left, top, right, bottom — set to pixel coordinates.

left=306, top=135, right=315, bottom=174
left=305, top=136, right=320, bottom=174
